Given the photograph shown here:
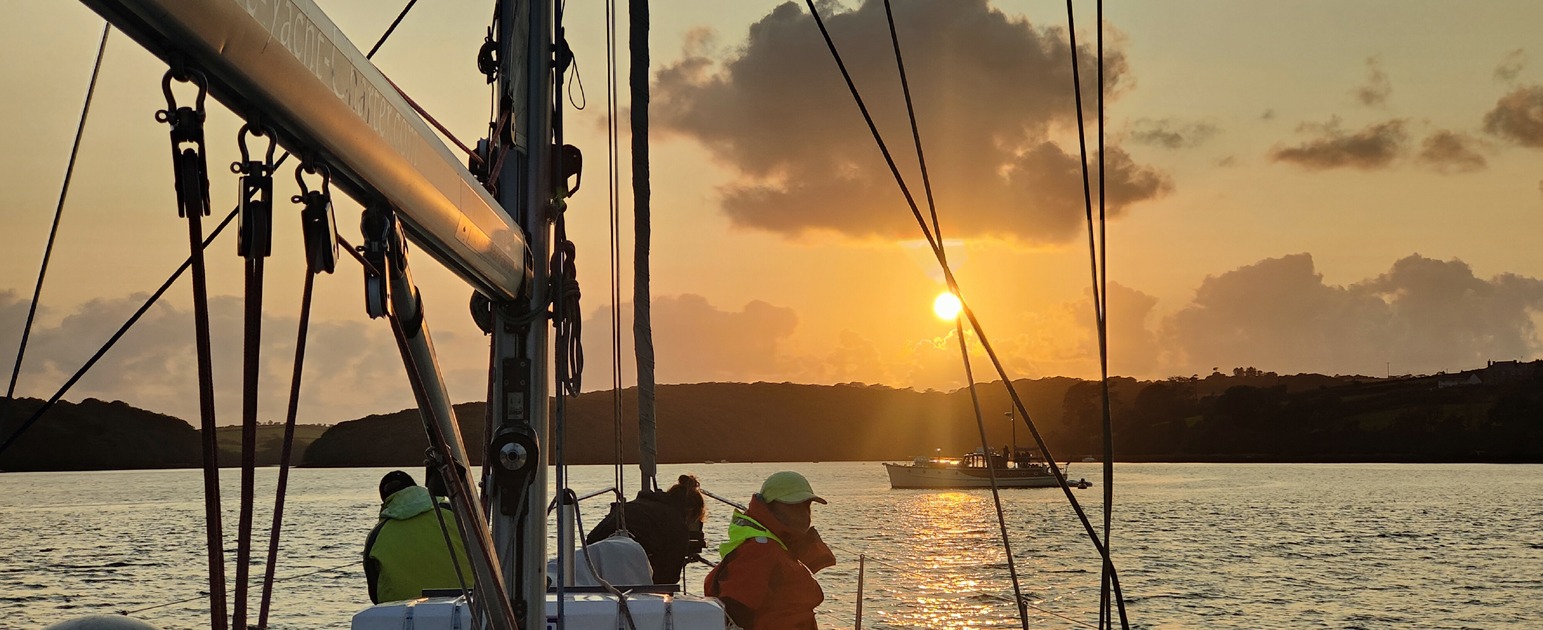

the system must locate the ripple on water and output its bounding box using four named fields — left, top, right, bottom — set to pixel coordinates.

left=5, top=464, right=1543, bottom=628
